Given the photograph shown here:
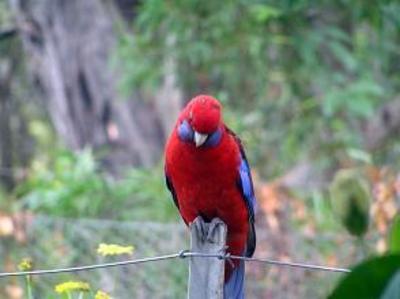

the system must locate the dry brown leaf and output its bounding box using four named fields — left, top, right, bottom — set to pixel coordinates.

left=12, top=211, right=34, bottom=244
left=5, top=284, right=23, bottom=299
left=376, top=238, right=387, bottom=254
left=394, top=174, right=400, bottom=196
left=326, top=254, right=338, bottom=267
left=292, top=200, right=307, bottom=221
left=302, top=223, right=316, bottom=239
left=0, top=214, right=14, bottom=237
